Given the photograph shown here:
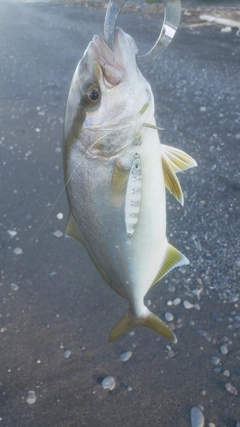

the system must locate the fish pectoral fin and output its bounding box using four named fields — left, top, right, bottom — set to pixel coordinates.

left=65, top=211, right=85, bottom=247
left=152, top=243, right=189, bottom=287
left=161, top=145, right=197, bottom=205
left=108, top=307, right=176, bottom=343
left=111, top=160, right=130, bottom=207
left=162, top=144, right=197, bottom=173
